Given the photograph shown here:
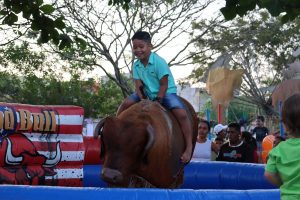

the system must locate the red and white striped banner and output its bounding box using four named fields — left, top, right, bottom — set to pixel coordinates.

left=0, top=103, right=84, bottom=187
